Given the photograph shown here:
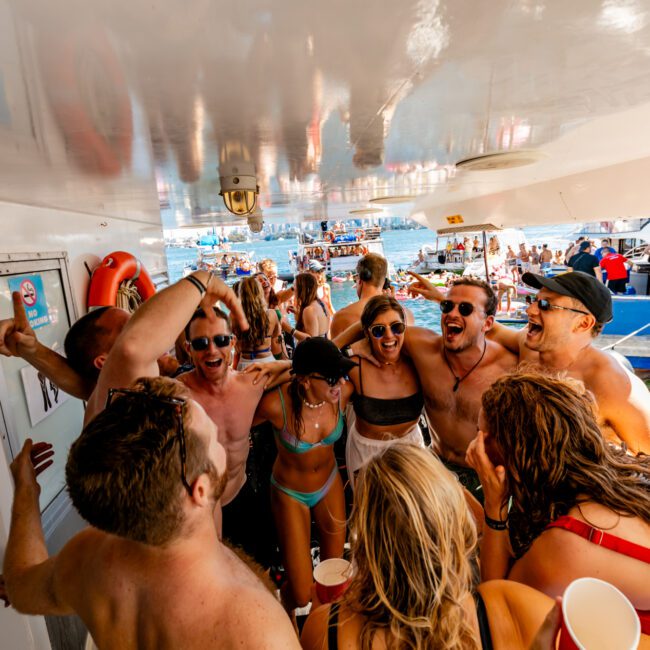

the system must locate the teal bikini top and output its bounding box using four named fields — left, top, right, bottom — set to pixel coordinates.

left=273, top=387, right=344, bottom=454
